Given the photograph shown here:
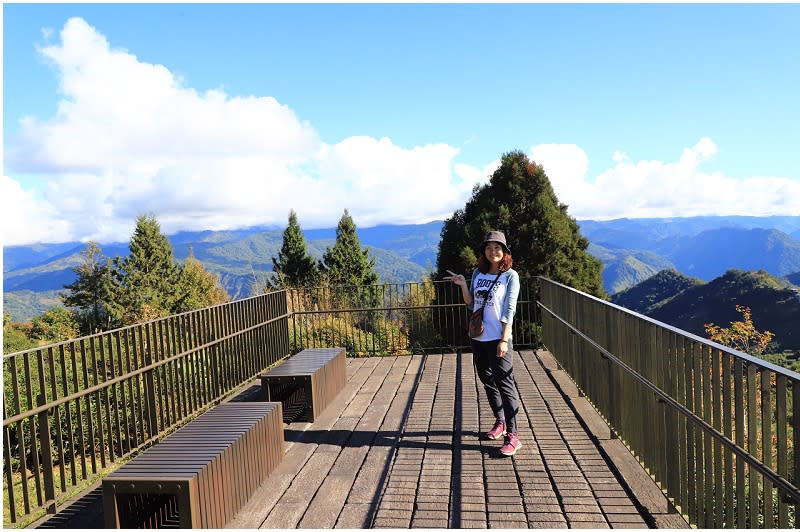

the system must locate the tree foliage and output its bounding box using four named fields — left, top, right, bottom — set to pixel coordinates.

left=61, top=241, right=114, bottom=333
left=57, top=217, right=231, bottom=331
left=320, top=209, right=379, bottom=288
left=436, top=150, right=605, bottom=297
left=319, top=209, right=380, bottom=313
left=29, top=307, right=79, bottom=343
left=108, top=214, right=181, bottom=324
left=705, top=304, right=775, bottom=356
left=3, top=313, right=36, bottom=353
left=270, top=210, right=319, bottom=289
left=174, top=251, right=230, bottom=313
